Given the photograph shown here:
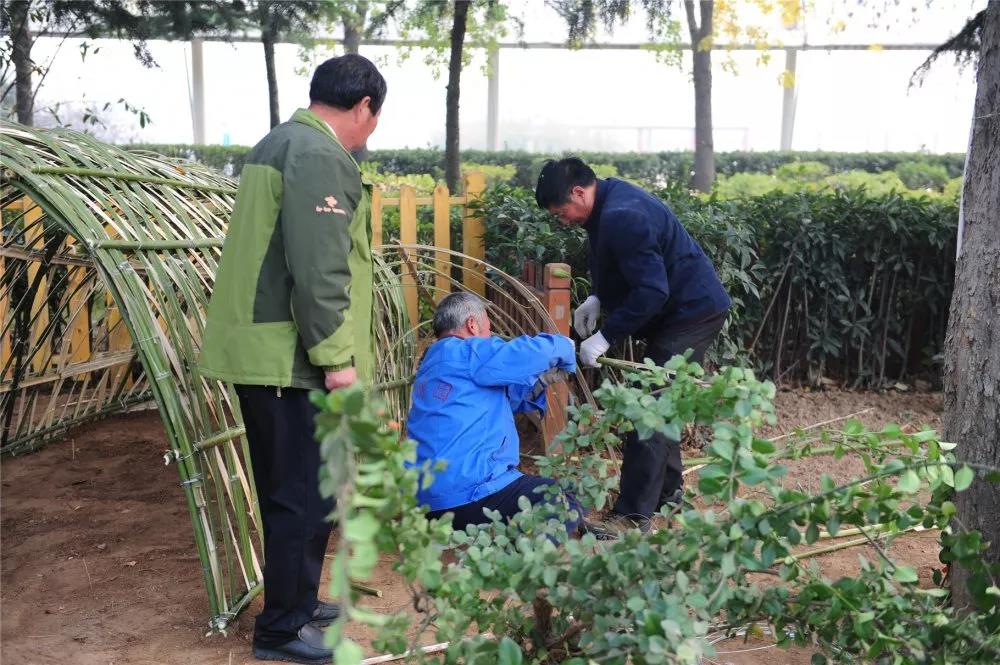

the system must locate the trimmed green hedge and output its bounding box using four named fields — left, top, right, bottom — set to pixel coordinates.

left=127, top=144, right=965, bottom=188
left=476, top=185, right=957, bottom=388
